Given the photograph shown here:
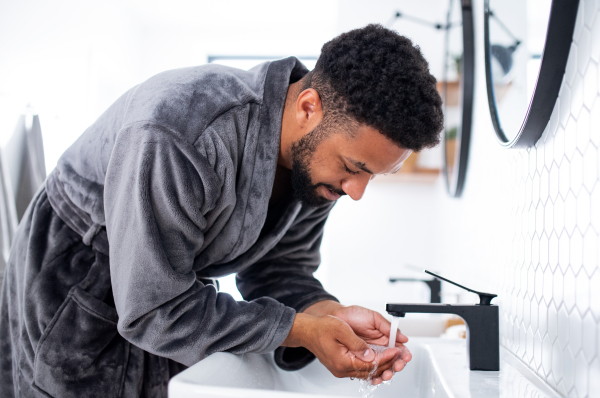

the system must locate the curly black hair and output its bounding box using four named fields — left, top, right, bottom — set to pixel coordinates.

left=304, top=24, right=443, bottom=151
